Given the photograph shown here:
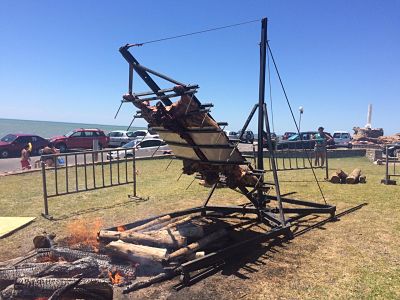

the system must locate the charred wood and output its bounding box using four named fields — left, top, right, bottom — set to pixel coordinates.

left=13, top=277, right=112, bottom=300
